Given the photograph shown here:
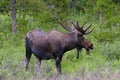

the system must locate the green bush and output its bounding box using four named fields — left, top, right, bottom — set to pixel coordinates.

left=102, top=41, right=120, bottom=60
left=0, top=0, right=10, bottom=13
